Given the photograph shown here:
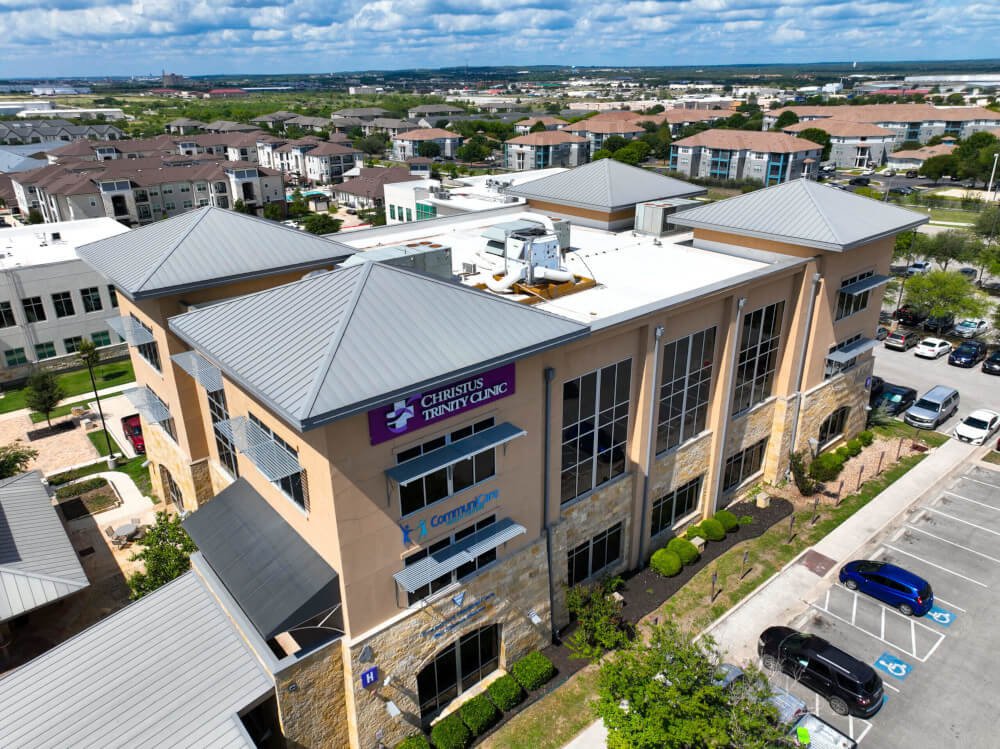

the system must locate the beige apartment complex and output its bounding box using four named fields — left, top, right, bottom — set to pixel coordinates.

left=0, top=164, right=926, bottom=748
